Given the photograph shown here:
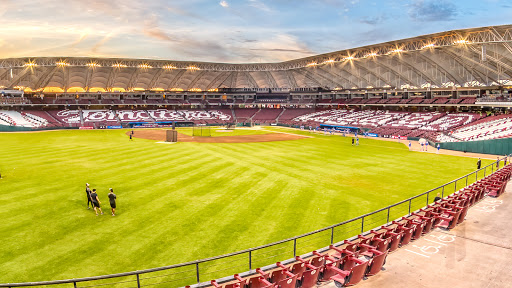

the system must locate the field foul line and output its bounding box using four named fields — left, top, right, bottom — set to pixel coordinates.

left=260, top=129, right=313, bottom=138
